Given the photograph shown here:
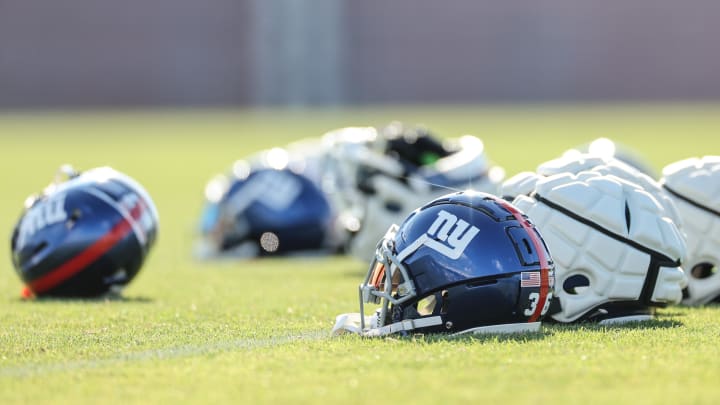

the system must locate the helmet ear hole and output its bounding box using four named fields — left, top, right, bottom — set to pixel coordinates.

left=690, top=262, right=717, bottom=279
left=416, top=294, right=438, bottom=316
left=563, top=274, right=590, bottom=295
